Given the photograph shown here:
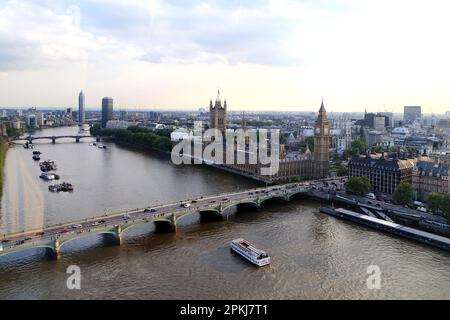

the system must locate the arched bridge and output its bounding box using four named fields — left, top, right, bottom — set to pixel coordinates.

left=0, top=177, right=346, bottom=261
left=13, top=135, right=97, bottom=144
